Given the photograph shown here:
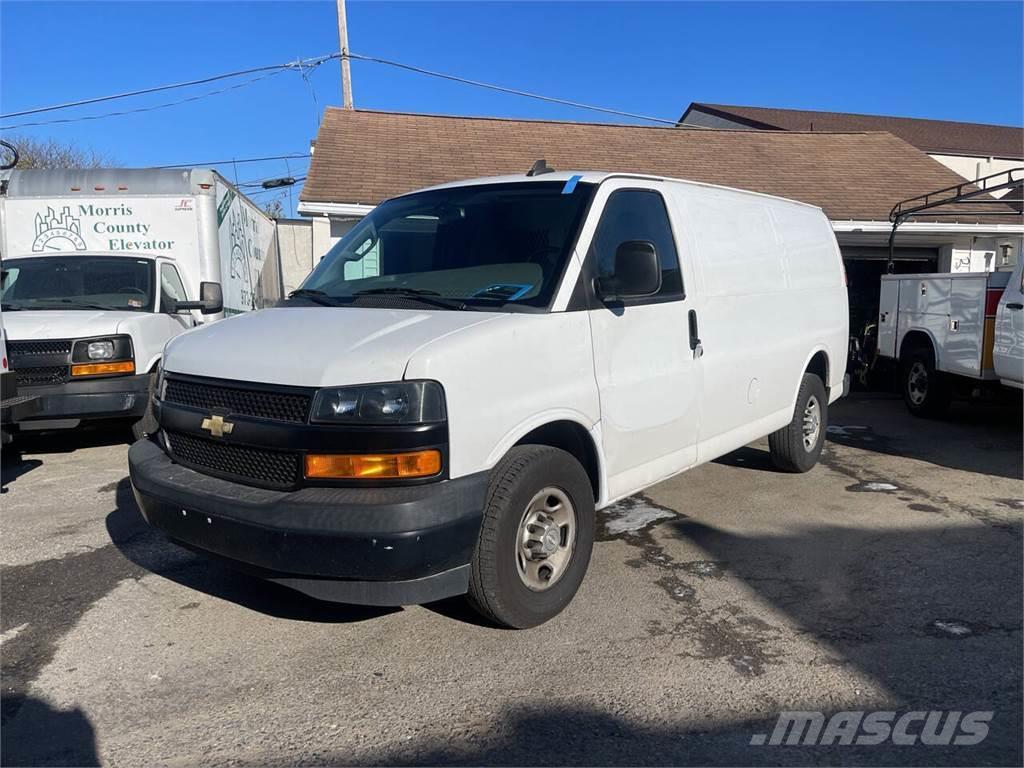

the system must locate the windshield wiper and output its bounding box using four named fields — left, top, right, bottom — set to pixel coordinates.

left=52, top=298, right=124, bottom=311
left=1, top=303, right=24, bottom=311
left=354, top=287, right=476, bottom=311
left=287, top=288, right=344, bottom=307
